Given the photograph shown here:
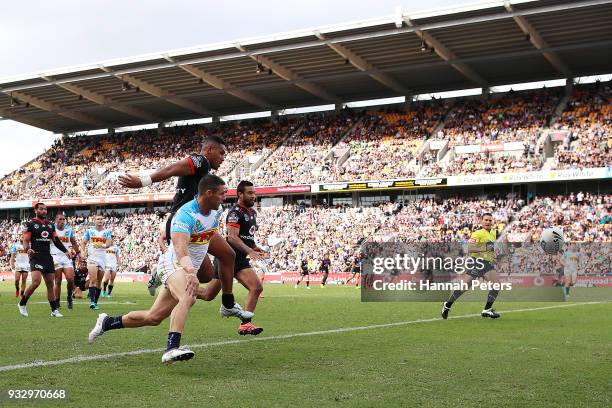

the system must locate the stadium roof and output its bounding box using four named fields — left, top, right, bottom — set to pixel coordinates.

left=1, top=0, right=611, bottom=133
